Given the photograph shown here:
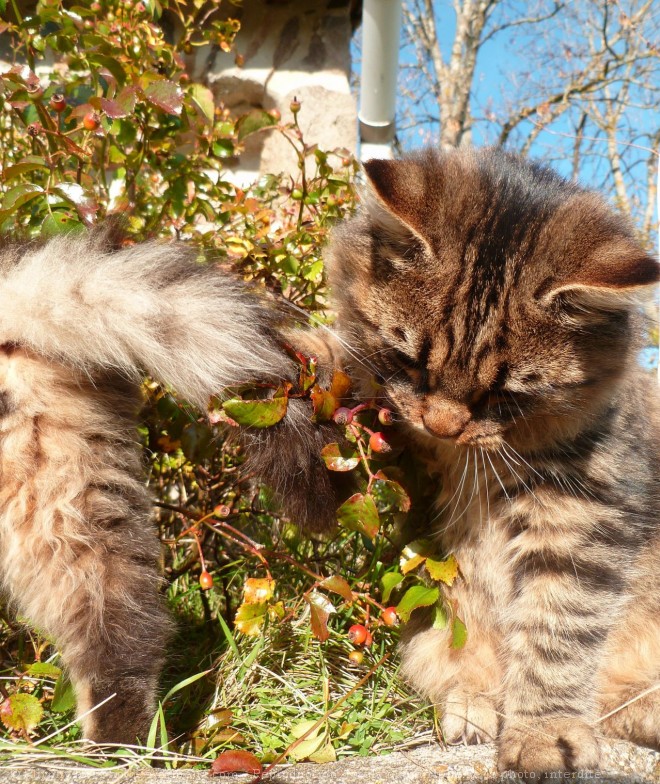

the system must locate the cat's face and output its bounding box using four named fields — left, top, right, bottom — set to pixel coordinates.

left=326, top=148, right=658, bottom=453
